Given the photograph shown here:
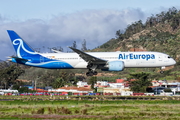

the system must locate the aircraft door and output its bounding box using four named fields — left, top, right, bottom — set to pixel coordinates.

left=158, top=54, right=163, bottom=61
